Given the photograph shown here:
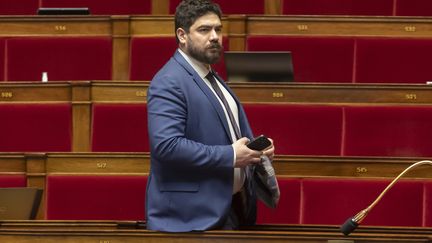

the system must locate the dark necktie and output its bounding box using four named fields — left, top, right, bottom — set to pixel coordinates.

left=207, top=71, right=249, bottom=226
left=206, top=72, right=241, bottom=140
